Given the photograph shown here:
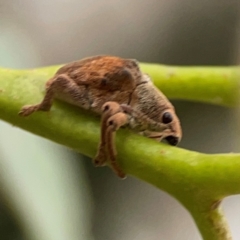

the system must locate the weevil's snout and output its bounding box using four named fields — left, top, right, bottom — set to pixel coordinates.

left=164, top=136, right=179, bottom=146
